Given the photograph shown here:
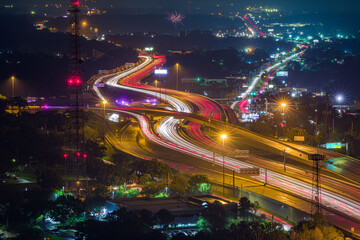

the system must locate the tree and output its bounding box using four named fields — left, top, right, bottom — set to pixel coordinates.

left=9, top=97, right=28, bottom=115
left=138, top=174, right=151, bottom=185
left=169, top=173, right=188, bottom=196
left=0, top=94, right=8, bottom=114
left=156, top=209, right=174, bottom=229
left=128, top=172, right=138, bottom=184
left=147, top=159, right=173, bottom=180
left=138, top=209, right=155, bottom=227
left=36, top=169, right=63, bottom=190
left=202, top=200, right=228, bottom=231
left=238, top=197, right=254, bottom=219
left=188, top=174, right=211, bottom=195
left=86, top=183, right=109, bottom=210
left=290, top=213, right=344, bottom=240
left=48, top=195, right=85, bottom=226
left=141, top=182, right=167, bottom=196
